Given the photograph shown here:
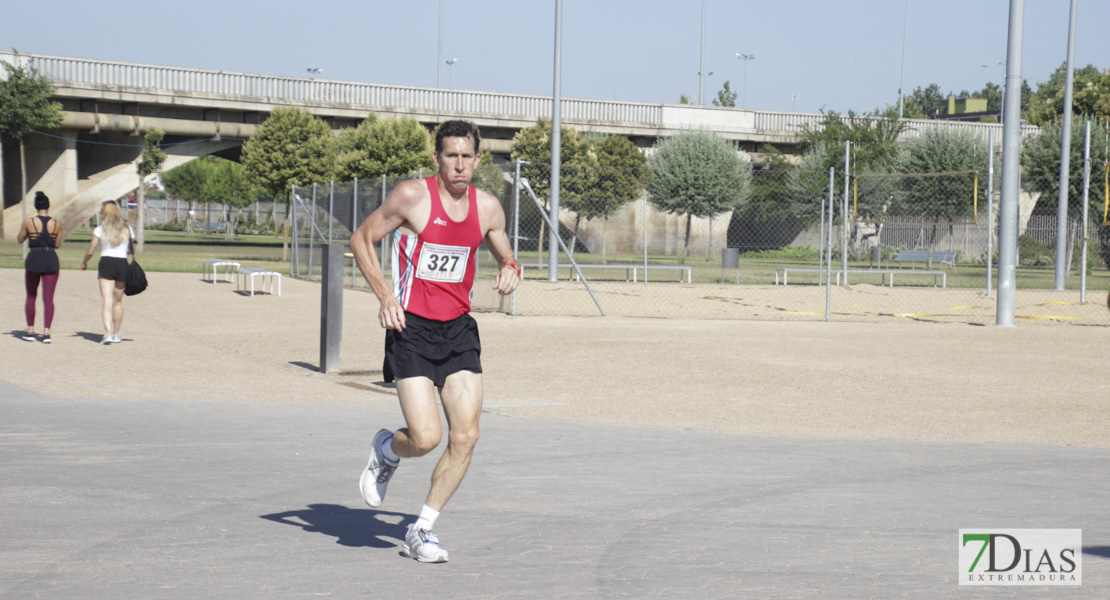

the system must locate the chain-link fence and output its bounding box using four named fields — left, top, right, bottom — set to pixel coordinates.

left=291, top=163, right=1110, bottom=326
